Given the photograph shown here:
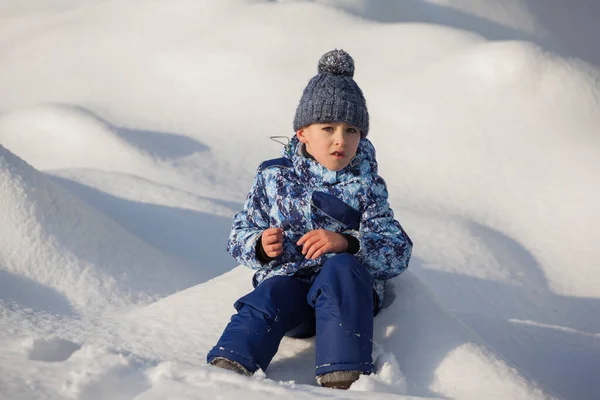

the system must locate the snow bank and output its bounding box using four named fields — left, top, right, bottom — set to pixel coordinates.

left=313, top=0, right=600, bottom=67
left=374, top=40, right=600, bottom=299
left=105, top=267, right=549, bottom=398
left=0, top=145, right=203, bottom=314
left=0, top=104, right=157, bottom=173
left=374, top=273, right=547, bottom=398
left=0, top=0, right=598, bottom=398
